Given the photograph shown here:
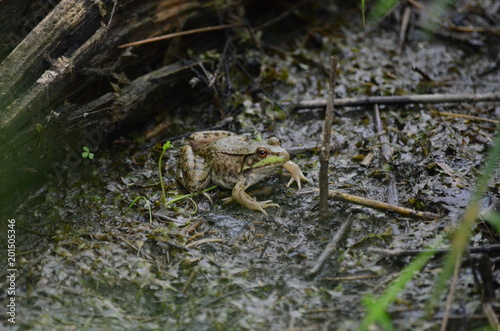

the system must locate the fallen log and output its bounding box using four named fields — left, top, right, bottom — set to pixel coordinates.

left=0, top=0, right=233, bottom=209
